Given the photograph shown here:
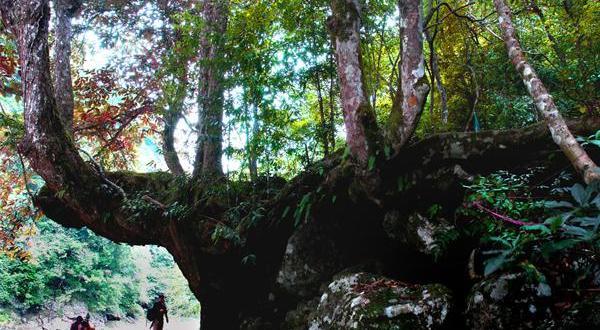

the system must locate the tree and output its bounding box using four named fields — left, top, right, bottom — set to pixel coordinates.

left=53, top=0, right=81, bottom=138
left=327, top=0, right=381, bottom=165
left=193, top=0, right=229, bottom=177
left=392, top=0, right=430, bottom=149
left=1, top=0, right=599, bottom=328
left=493, top=0, right=600, bottom=184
